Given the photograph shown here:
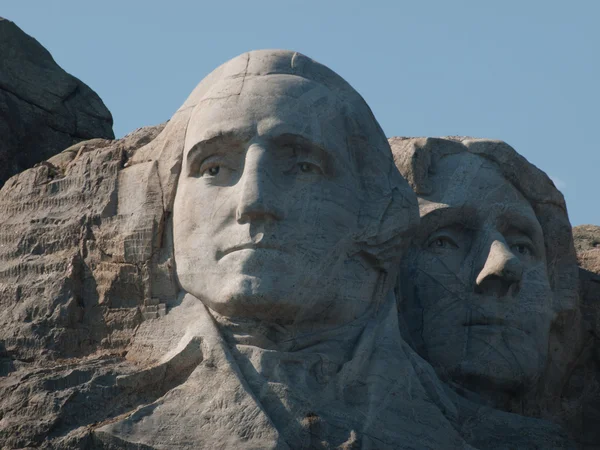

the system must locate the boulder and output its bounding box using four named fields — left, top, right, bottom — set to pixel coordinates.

left=0, top=16, right=114, bottom=187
